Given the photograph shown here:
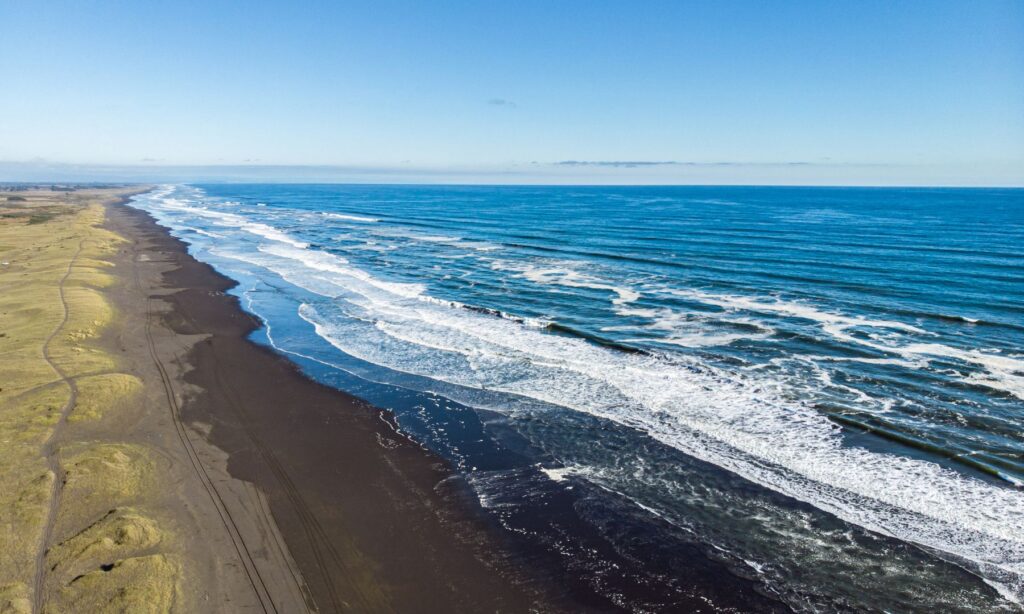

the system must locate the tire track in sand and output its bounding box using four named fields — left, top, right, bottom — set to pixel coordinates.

left=132, top=240, right=278, bottom=614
